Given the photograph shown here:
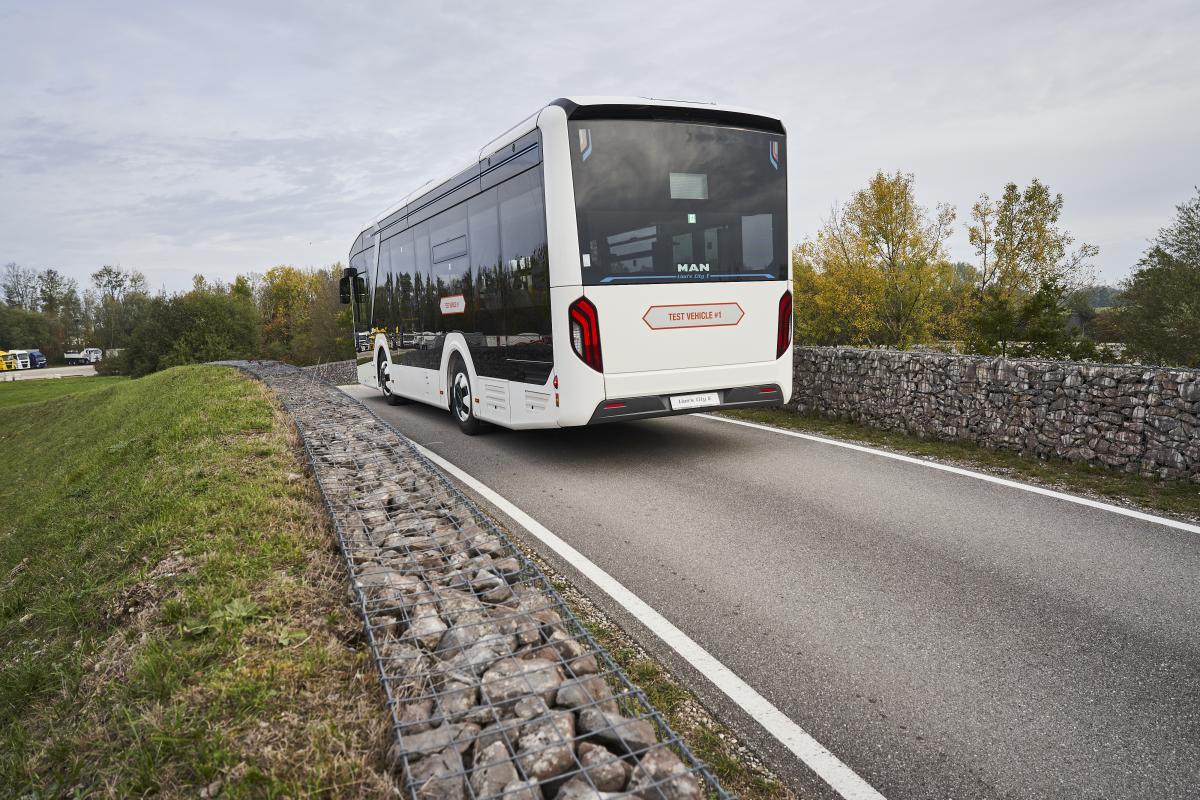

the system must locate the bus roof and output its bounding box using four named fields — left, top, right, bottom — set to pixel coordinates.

left=352, top=97, right=784, bottom=250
